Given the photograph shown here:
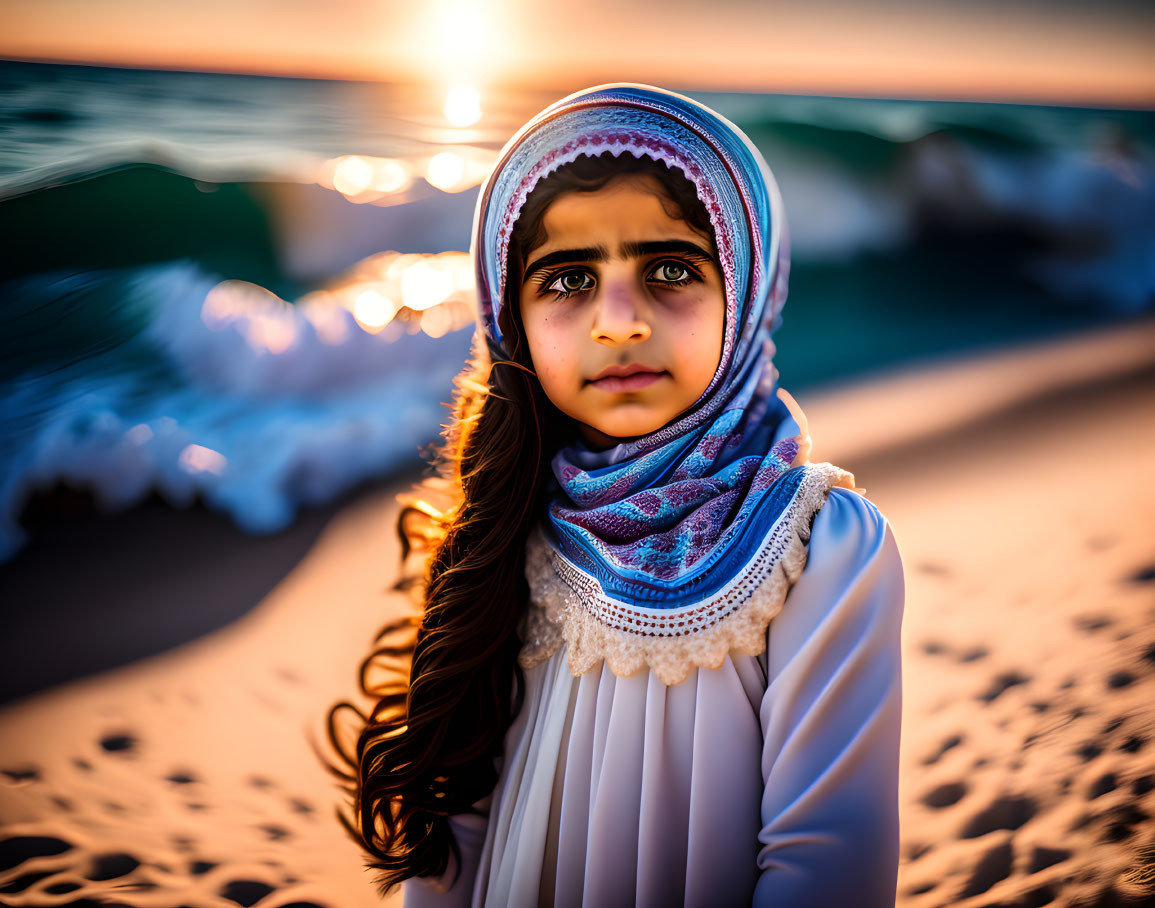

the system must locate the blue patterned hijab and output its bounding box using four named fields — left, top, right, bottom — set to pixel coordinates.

left=472, top=84, right=817, bottom=617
